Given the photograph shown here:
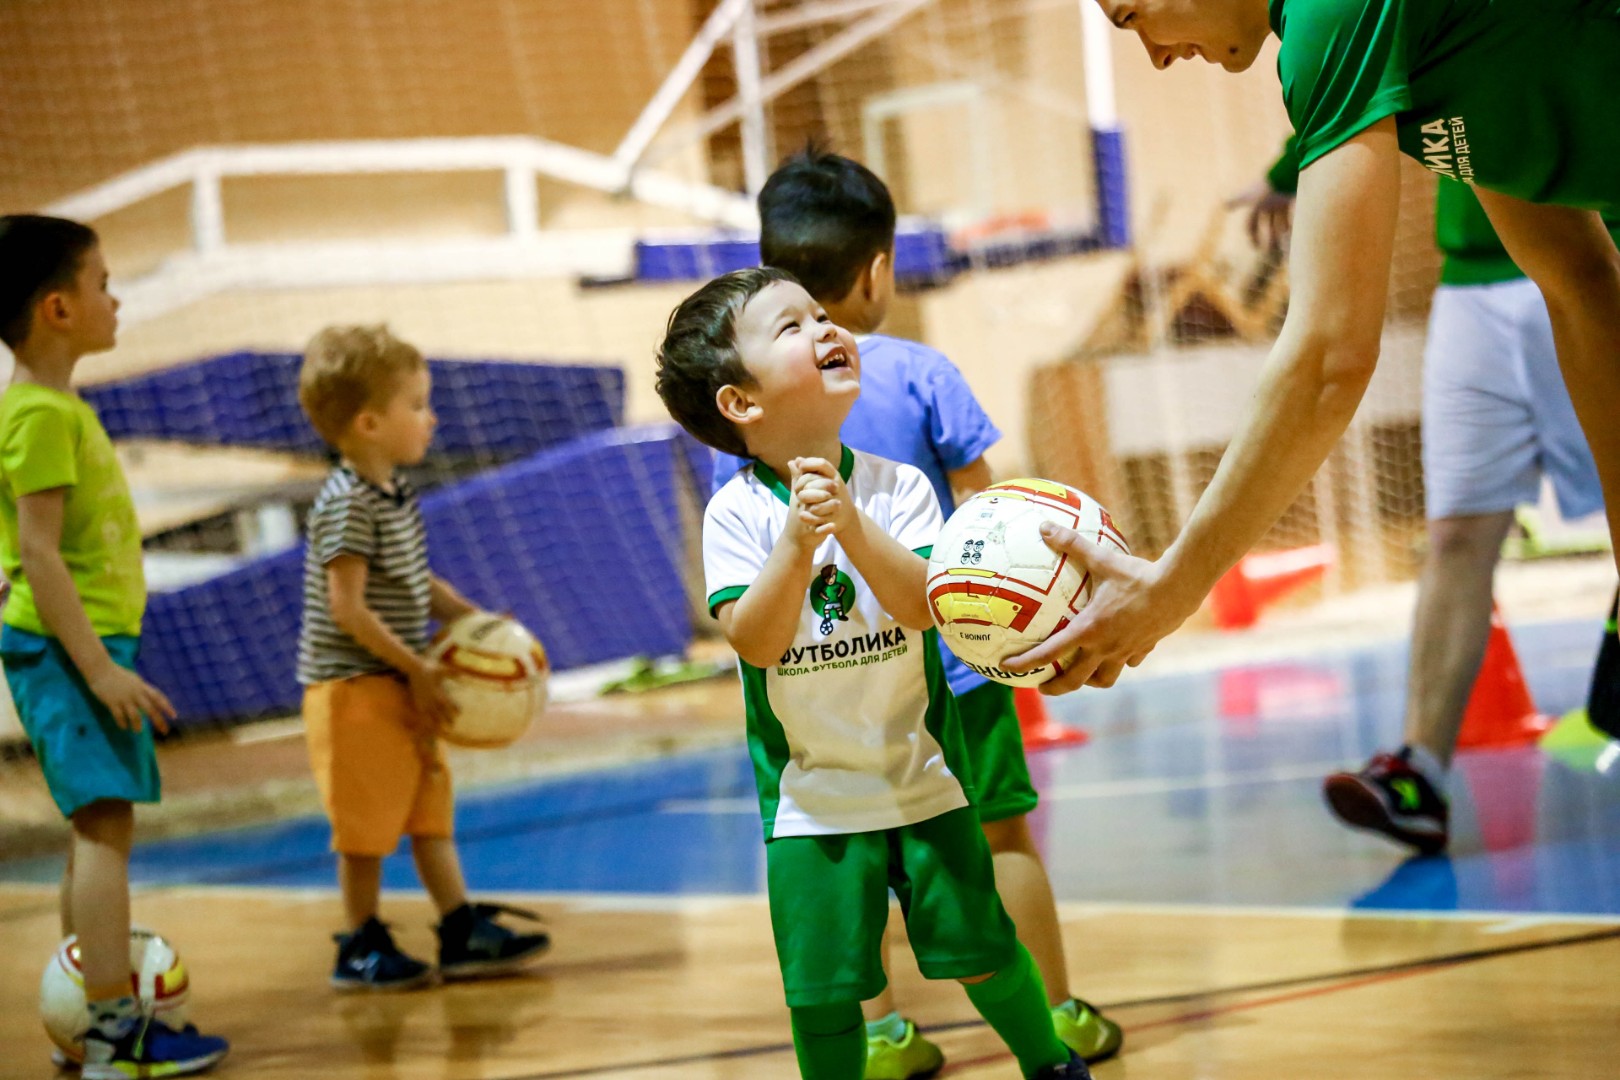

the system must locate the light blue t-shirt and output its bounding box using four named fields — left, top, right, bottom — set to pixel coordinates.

left=711, top=333, right=1002, bottom=697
